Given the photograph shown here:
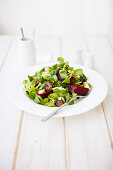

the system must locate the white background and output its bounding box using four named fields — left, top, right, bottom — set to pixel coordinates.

left=0, top=1, right=113, bottom=169
left=0, top=0, right=113, bottom=36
